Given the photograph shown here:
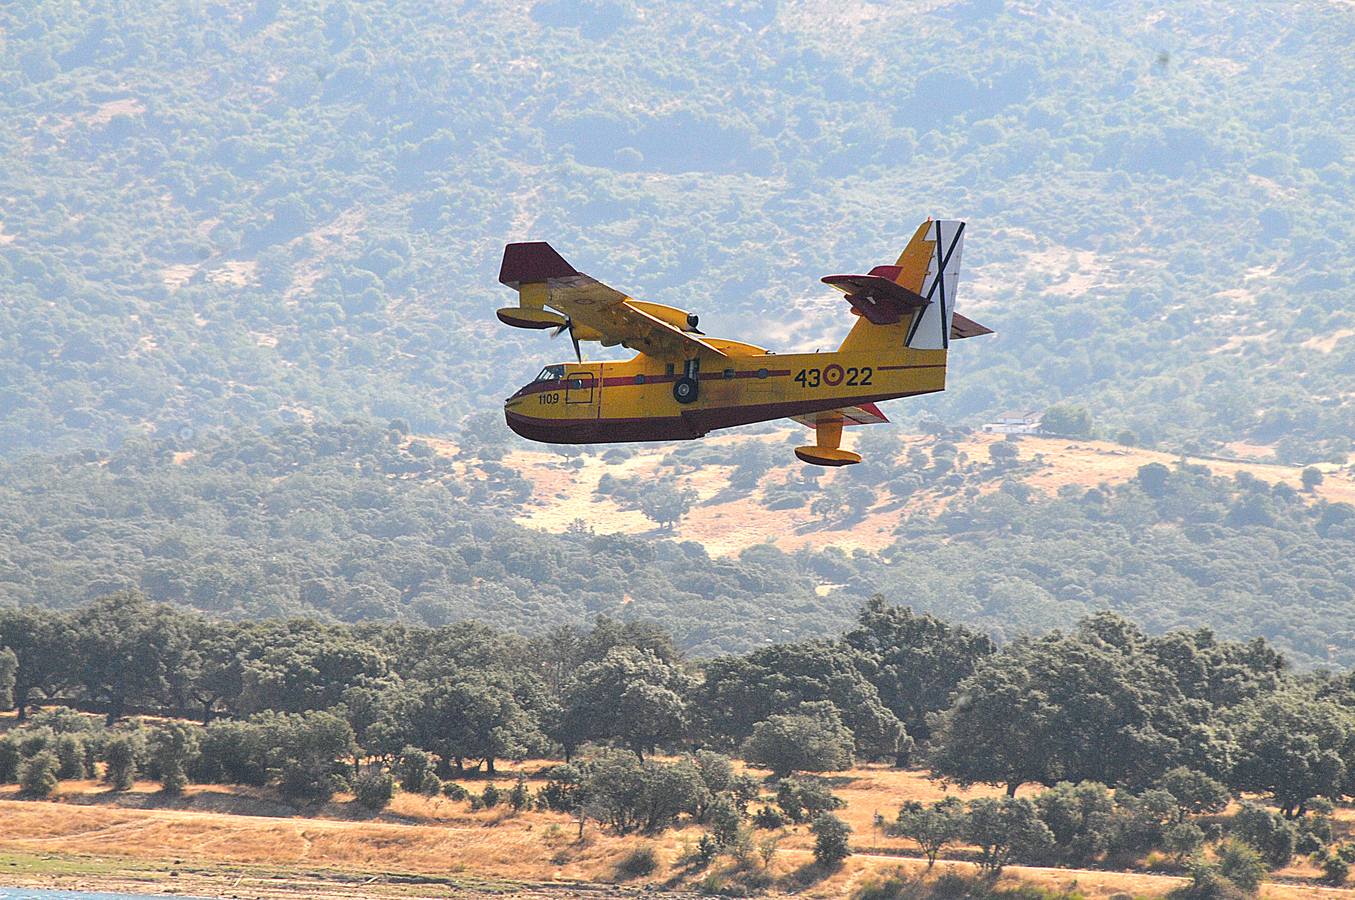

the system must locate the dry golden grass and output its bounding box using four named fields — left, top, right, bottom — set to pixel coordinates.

left=5, top=763, right=1355, bottom=898
left=427, top=428, right=1355, bottom=559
